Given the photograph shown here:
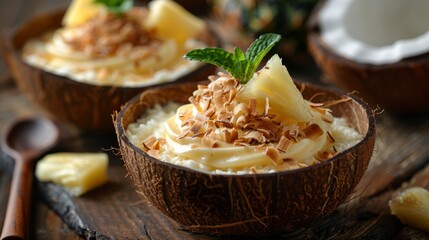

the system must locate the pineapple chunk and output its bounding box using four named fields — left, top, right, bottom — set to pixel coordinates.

left=35, top=152, right=108, bottom=196
left=389, top=187, right=429, bottom=232
left=145, top=0, right=205, bottom=45
left=62, top=0, right=104, bottom=27
left=236, top=54, right=313, bottom=122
